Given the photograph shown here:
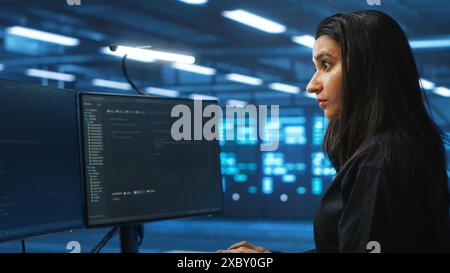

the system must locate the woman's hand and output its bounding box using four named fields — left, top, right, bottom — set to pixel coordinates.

left=216, top=241, right=271, bottom=253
